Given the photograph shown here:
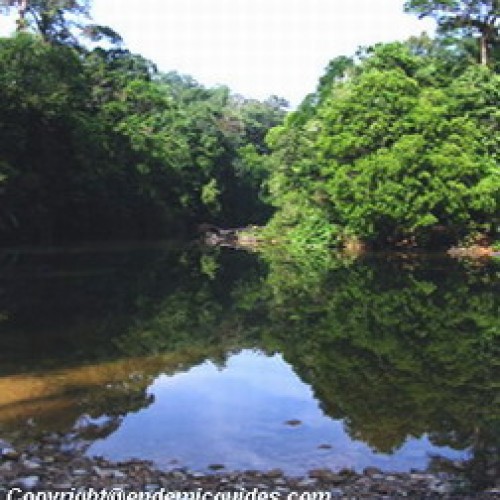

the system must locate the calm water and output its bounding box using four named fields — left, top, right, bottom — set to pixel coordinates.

left=0, top=243, right=498, bottom=485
